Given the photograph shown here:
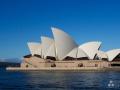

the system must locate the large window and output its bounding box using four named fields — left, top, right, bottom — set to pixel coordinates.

left=113, top=54, right=120, bottom=61
left=77, top=57, right=89, bottom=60
left=64, top=56, right=76, bottom=60
left=34, top=54, right=41, bottom=58
left=111, top=64, right=120, bottom=66
left=46, top=56, right=56, bottom=61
